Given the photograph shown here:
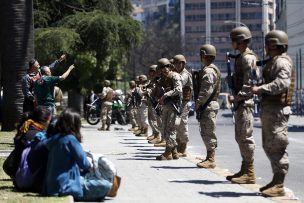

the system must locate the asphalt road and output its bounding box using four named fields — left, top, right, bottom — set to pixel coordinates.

left=187, top=110, right=304, bottom=201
